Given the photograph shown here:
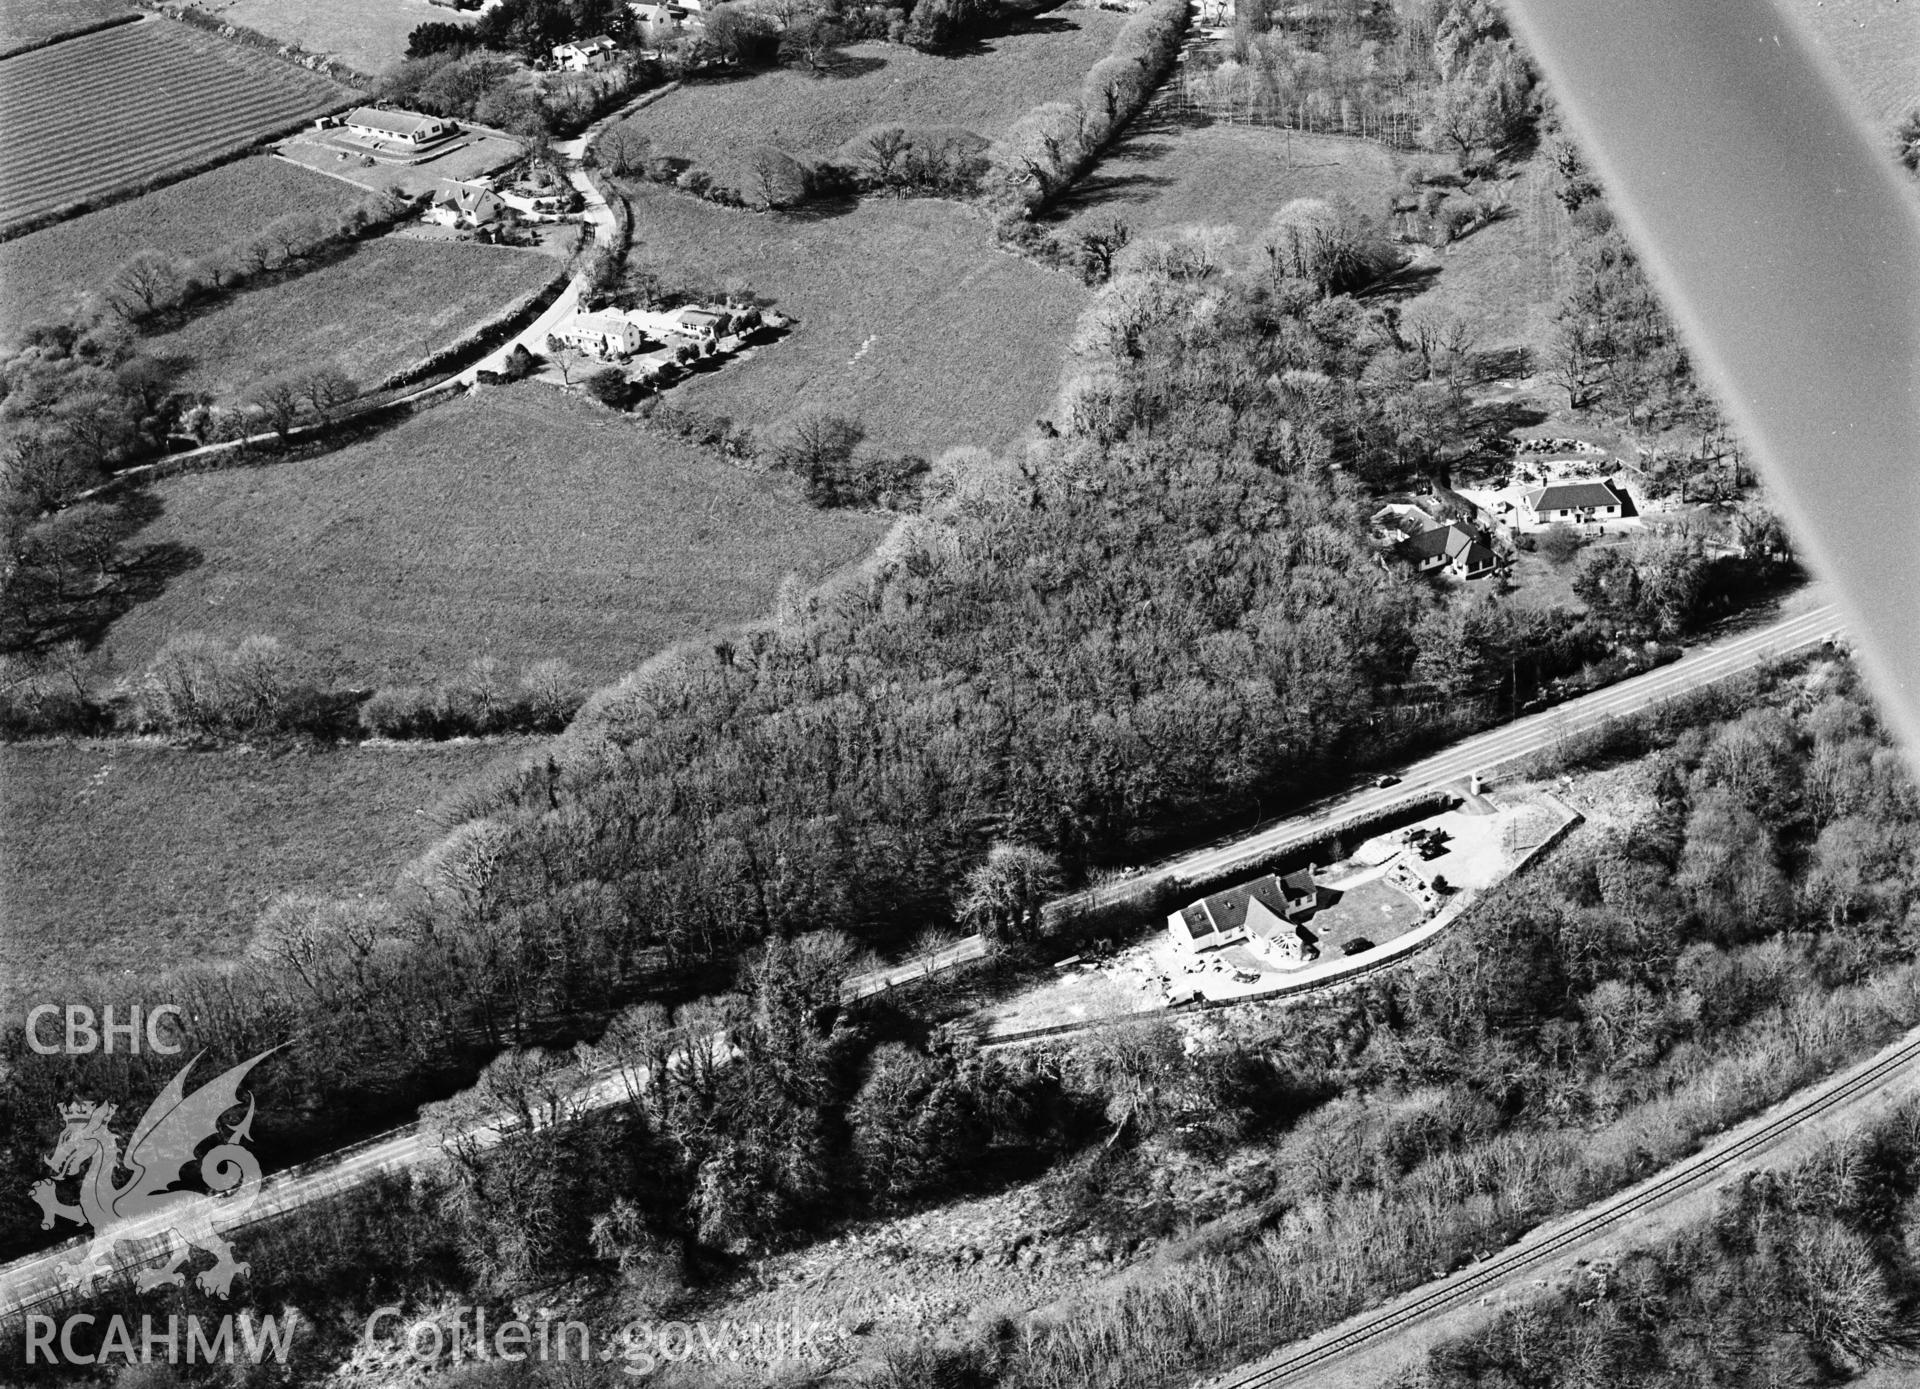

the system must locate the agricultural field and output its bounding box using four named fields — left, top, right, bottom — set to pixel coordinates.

left=0, top=155, right=357, bottom=329
left=1048, top=114, right=1412, bottom=253
left=0, top=0, right=129, bottom=56
left=607, top=7, right=1124, bottom=189
left=0, top=738, right=523, bottom=1011
left=141, top=236, right=560, bottom=403
left=1782, top=0, right=1916, bottom=128
left=102, top=384, right=890, bottom=685
left=203, top=0, right=475, bottom=79
left=622, top=188, right=1089, bottom=456
left=0, top=17, right=357, bottom=235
